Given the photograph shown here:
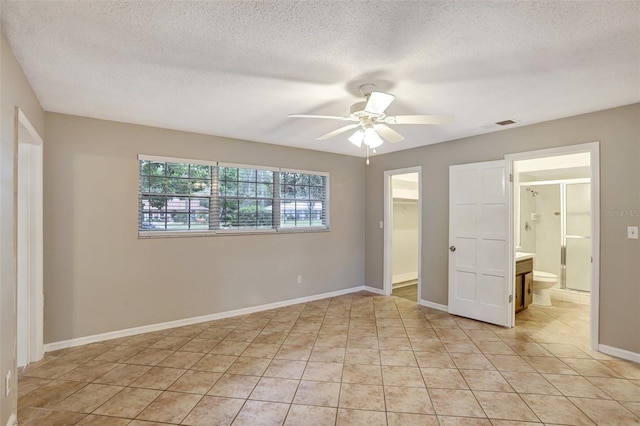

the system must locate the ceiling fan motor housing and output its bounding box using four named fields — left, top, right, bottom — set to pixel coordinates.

left=350, top=101, right=383, bottom=120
